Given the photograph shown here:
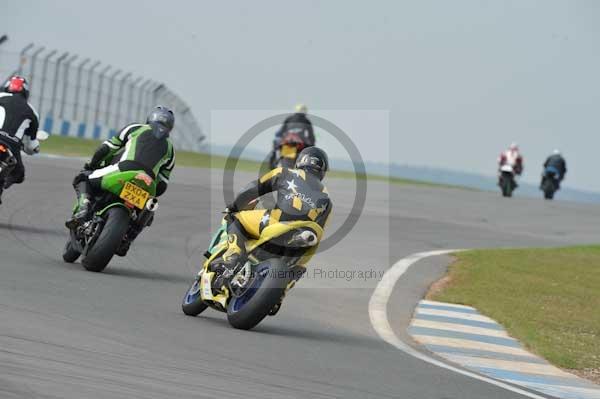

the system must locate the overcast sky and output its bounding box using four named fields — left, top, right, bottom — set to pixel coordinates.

left=3, top=1, right=600, bottom=191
